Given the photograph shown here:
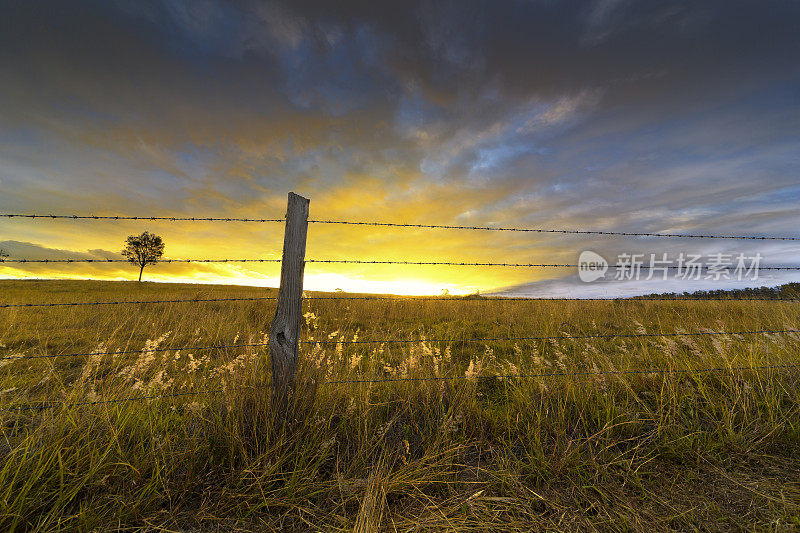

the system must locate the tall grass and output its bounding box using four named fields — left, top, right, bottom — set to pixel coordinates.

left=1, top=280, right=799, bottom=531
